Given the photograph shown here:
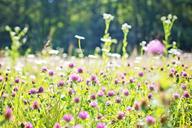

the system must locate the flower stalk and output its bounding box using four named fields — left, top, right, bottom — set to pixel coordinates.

left=121, top=23, right=131, bottom=59
left=161, top=14, right=177, bottom=54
